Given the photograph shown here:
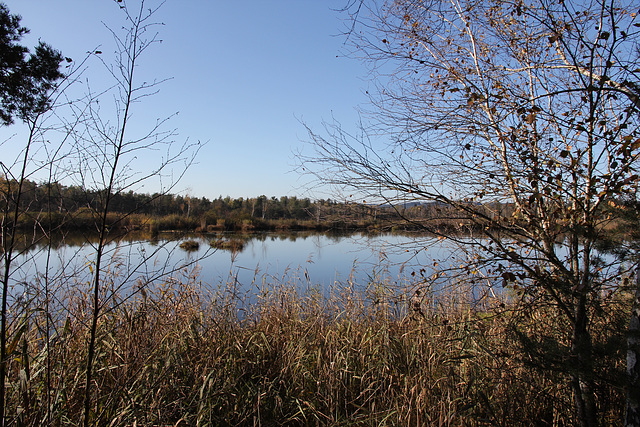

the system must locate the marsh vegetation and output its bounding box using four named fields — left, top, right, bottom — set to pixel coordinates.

left=0, top=0, right=638, bottom=424
left=1, top=265, right=629, bottom=425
